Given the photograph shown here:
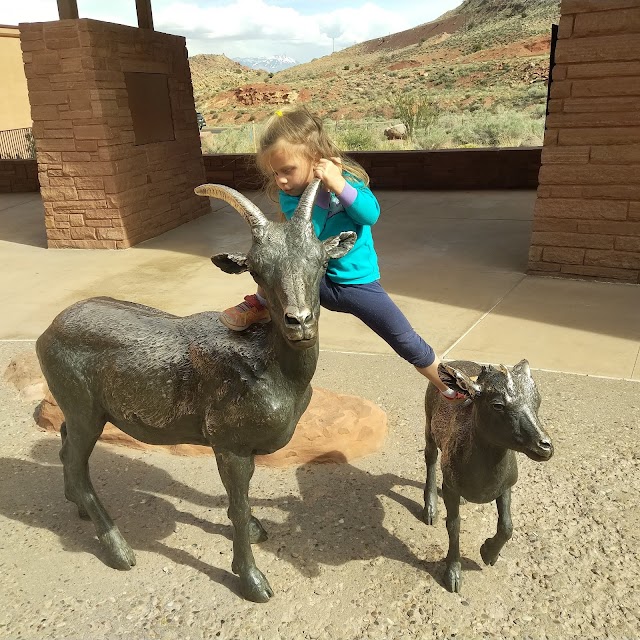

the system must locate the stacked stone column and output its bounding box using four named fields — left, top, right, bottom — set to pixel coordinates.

left=529, top=0, right=640, bottom=283
left=20, top=18, right=209, bottom=248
